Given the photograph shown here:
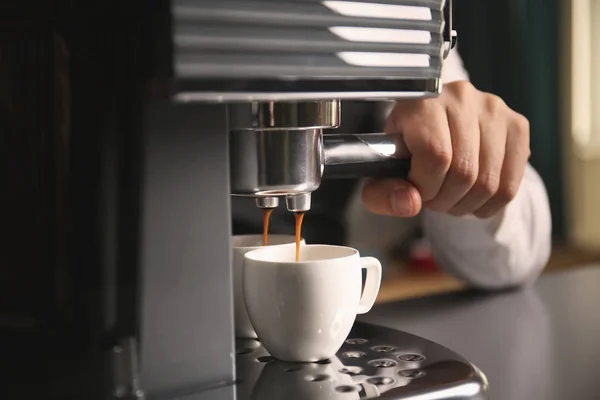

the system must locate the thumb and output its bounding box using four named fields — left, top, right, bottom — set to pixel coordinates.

left=361, top=179, right=422, bottom=217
